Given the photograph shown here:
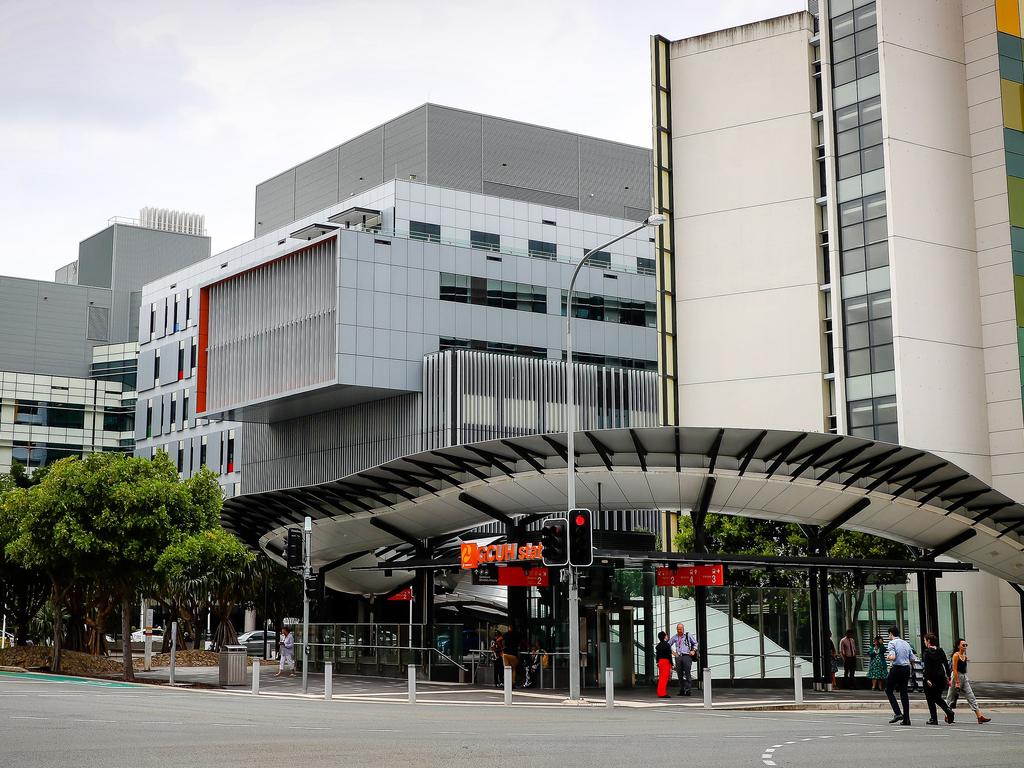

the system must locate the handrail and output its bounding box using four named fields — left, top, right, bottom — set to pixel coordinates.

left=301, top=641, right=468, bottom=673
